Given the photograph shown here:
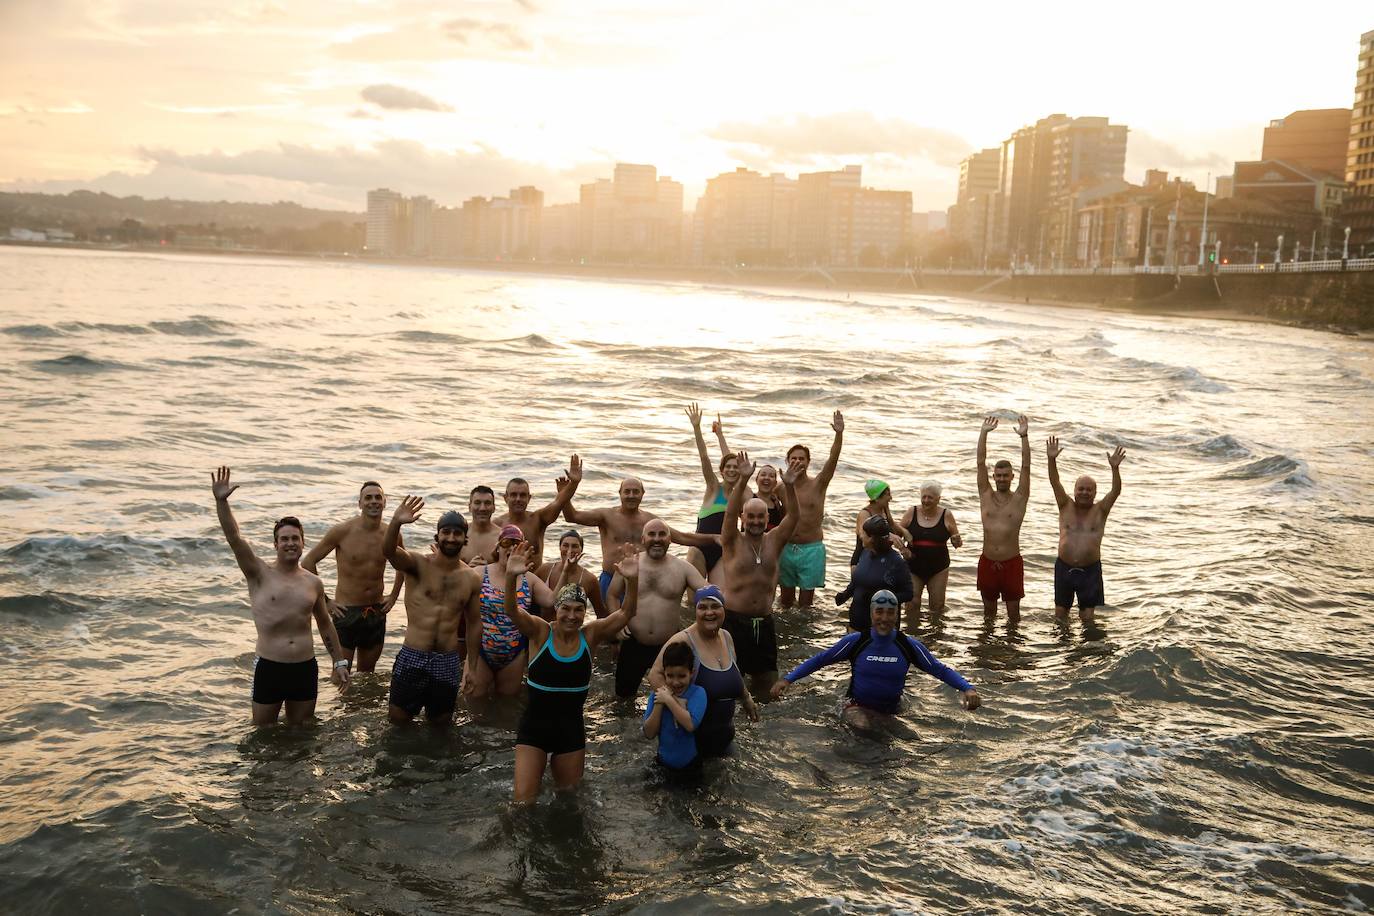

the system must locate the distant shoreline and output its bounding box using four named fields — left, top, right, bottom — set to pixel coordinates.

left=4, top=238, right=1366, bottom=336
